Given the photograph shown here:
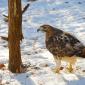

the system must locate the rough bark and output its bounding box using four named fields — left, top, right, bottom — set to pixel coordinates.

left=8, top=0, right=23, bottom=73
